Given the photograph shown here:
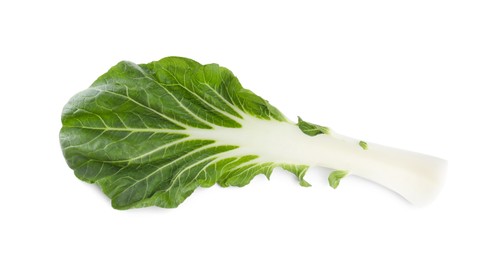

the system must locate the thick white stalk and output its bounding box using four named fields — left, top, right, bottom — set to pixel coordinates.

left=188, top=115, right=447, bottom=205
left=301, top=133, right=447, bottom=205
